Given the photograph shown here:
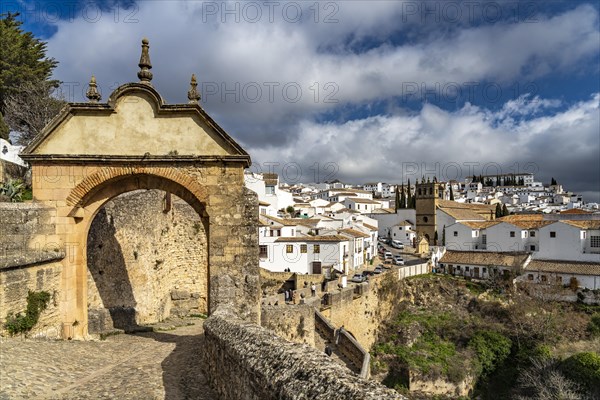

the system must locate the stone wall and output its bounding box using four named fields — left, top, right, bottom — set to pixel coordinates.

left=321, top=270, right=402, bottom=350
left=86, top=190, right=208, bottom=333
left=0, top=203, right=64, bottom=338
left=203, top=309, right=406, bottom=400
left=261, top=304, right=314, bottom=346
left=0, top=202, right=58, bottom=256
left=0, top=260, right=63, bottom=338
